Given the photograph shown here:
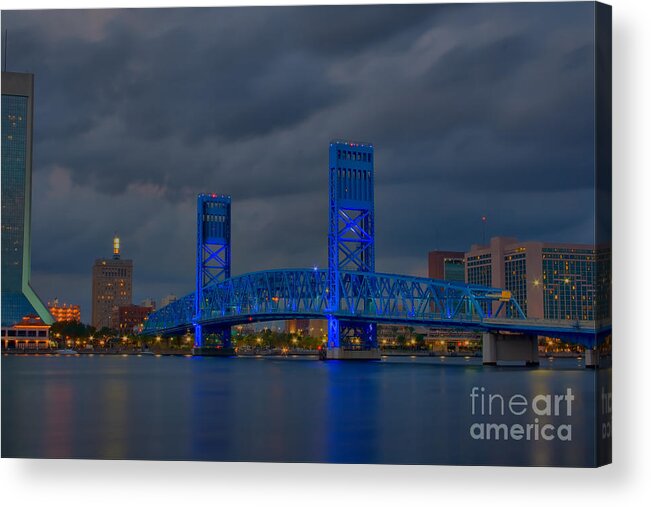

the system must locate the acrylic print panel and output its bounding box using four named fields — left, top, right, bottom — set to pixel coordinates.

left=0, top=2, right=611, bottom=467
